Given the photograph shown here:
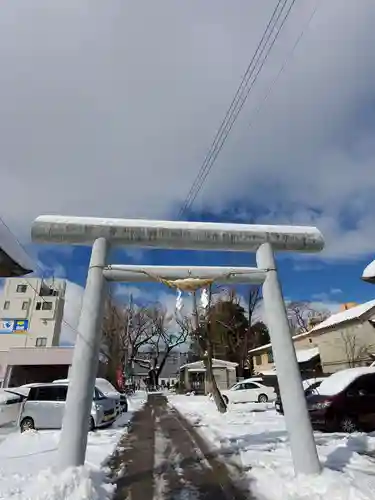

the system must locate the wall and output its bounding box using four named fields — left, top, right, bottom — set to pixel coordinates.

left=251, top=318, right=375, bottom=375
left=293, top=335, right=317, bottom=349
left=252, top=349, right=274, bottom=373
left=212, top=367, right=228, bottom=390
left=227, top=368, right=236, bottom=388
left=251, top=335, right=319, bottom=374
left=316, top=321, right=375, bottom=373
